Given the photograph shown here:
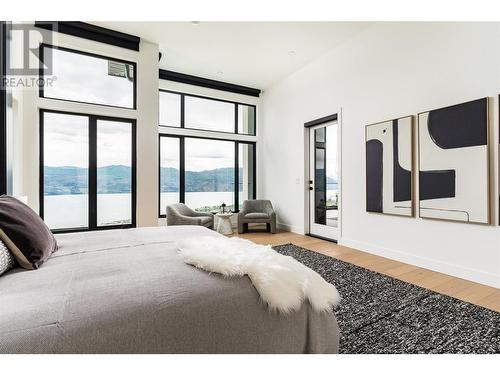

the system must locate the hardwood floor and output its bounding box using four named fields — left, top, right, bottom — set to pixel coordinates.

left=232, top=229, right=500, bottom=313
